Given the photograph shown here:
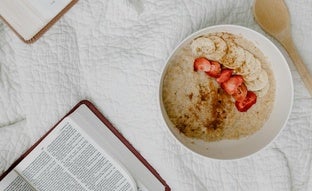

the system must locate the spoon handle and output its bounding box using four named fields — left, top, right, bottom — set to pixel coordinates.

left=281, top=36, right=312, bottom=96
